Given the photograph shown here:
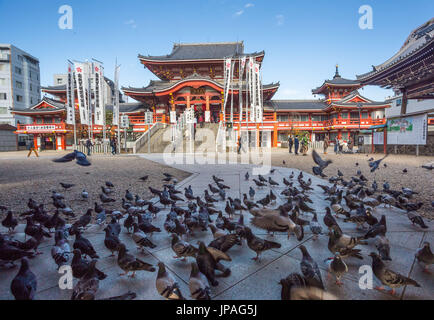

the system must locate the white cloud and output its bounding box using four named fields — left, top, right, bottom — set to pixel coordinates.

left=234, top=10, right=244, bottom=16
left=282, top=89, right=298, bottom=97
left=245, top=3, right=254, bottom=8
left=276, top=14, right=284, bottom=26
left=125, top=19, right=137, bottom=29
